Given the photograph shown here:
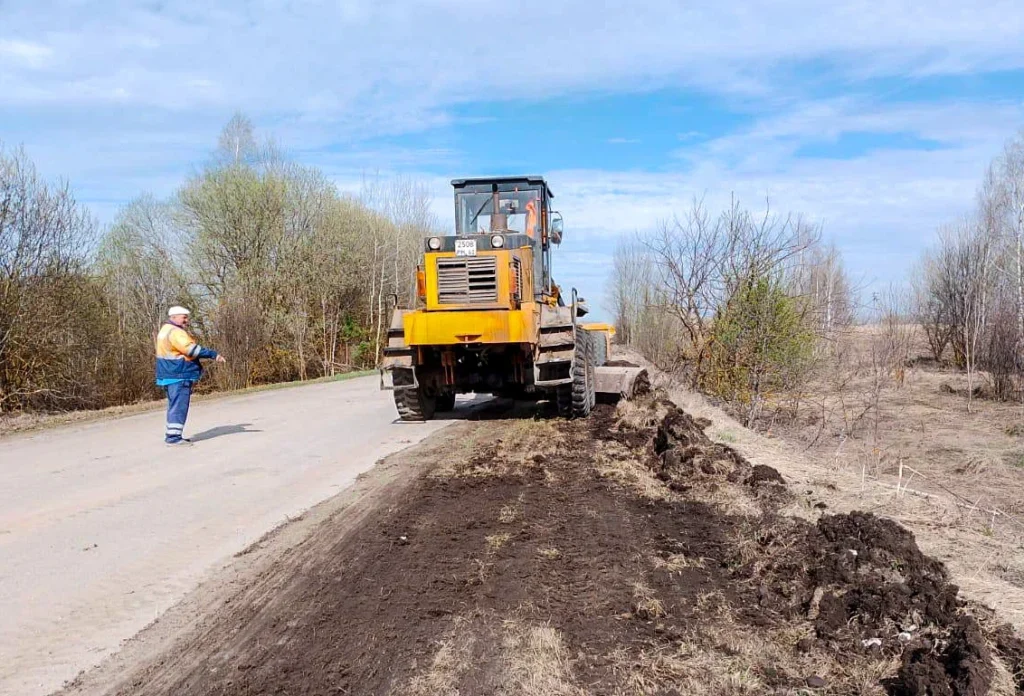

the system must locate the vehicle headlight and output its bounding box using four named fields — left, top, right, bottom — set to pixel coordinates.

left=491, top=234, right=504, bottom=248
left=427, top=236, right=442, bottom=250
